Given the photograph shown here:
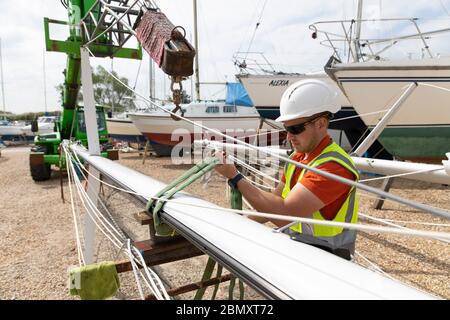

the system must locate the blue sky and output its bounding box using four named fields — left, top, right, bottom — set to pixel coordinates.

left=0, top=0, right=450, bottom=114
